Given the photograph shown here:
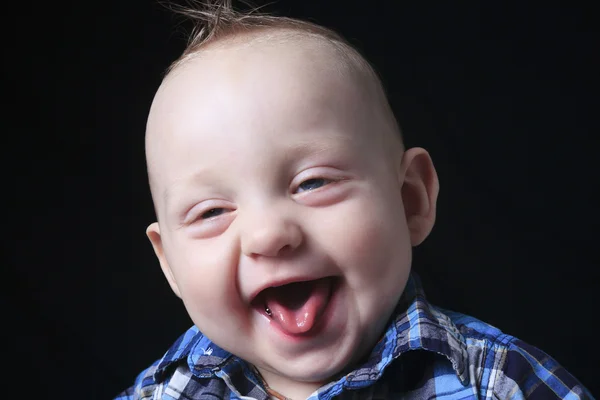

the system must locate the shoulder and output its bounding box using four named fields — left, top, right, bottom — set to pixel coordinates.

left=441, top=308, right=594, bottom=399
left=113, top=358, right=165, bottom=400
left=114, top=326, right=207, bottom=400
